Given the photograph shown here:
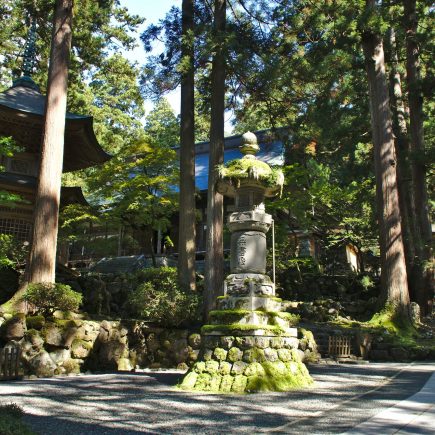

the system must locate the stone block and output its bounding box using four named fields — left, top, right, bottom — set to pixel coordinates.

left=180, top=371, right=198, bottom=389
left=243, top=347, right=265, bottom=363
left=264, top=348, right=278, bottom=362
left=219, top=361, right=232, bottom=375
left=254, top=337, right=270, bottom=349
left=194, top=361, right=206, bottom=373
left=227, top=347, right=243, bottom=362
left=220, top=336, right=234, bottom=349
left=205, top=360, right=219, bottom=374
left=220, top=375, right=234, bottom=392
left=277, top=348, right=292, bottom=362
left=231, top=375, right=247, bottom=393
left=235, top=336, right=255, bottom=349
left=244, top=362, right=266, bottom=377
left=231, top=360, right=248, bottom=375
left=213, top=347, right=228, bottom=361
